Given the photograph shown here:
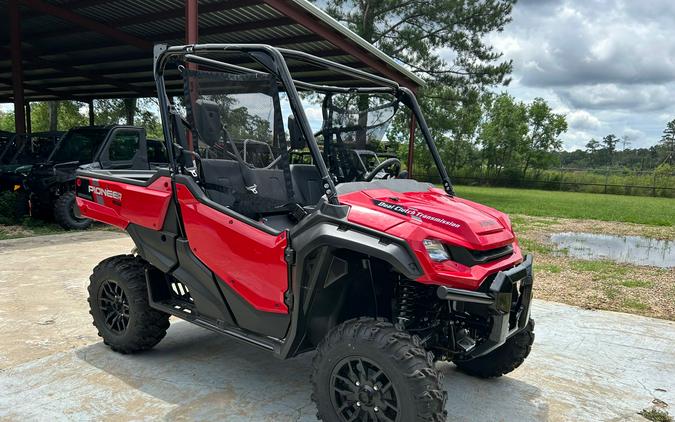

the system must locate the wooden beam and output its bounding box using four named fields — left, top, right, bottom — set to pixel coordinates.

left=186, top=0, right=199, bottom=44
left=21, top=0, right=153, bottom=50
left=25, top=102, right=32, bottom=133
left=9, top=0, right=26, bottom=134
left=0, top=46, right=356, bottom=75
